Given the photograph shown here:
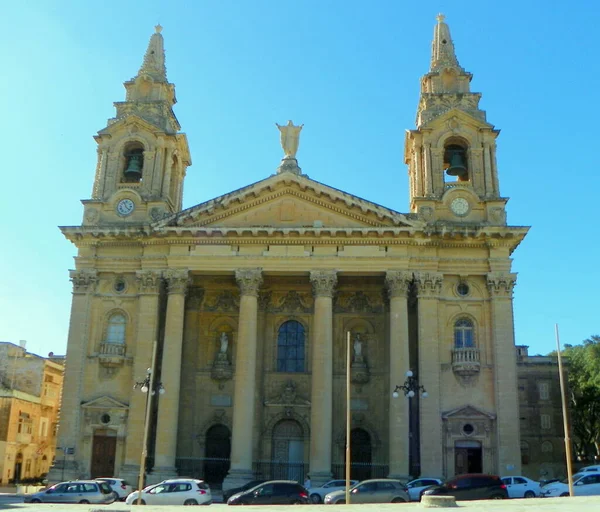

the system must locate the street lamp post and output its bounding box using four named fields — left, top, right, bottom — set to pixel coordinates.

left=392, top=370, right=427, bottom=477
left=133, top=341, right=165, bottom=505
